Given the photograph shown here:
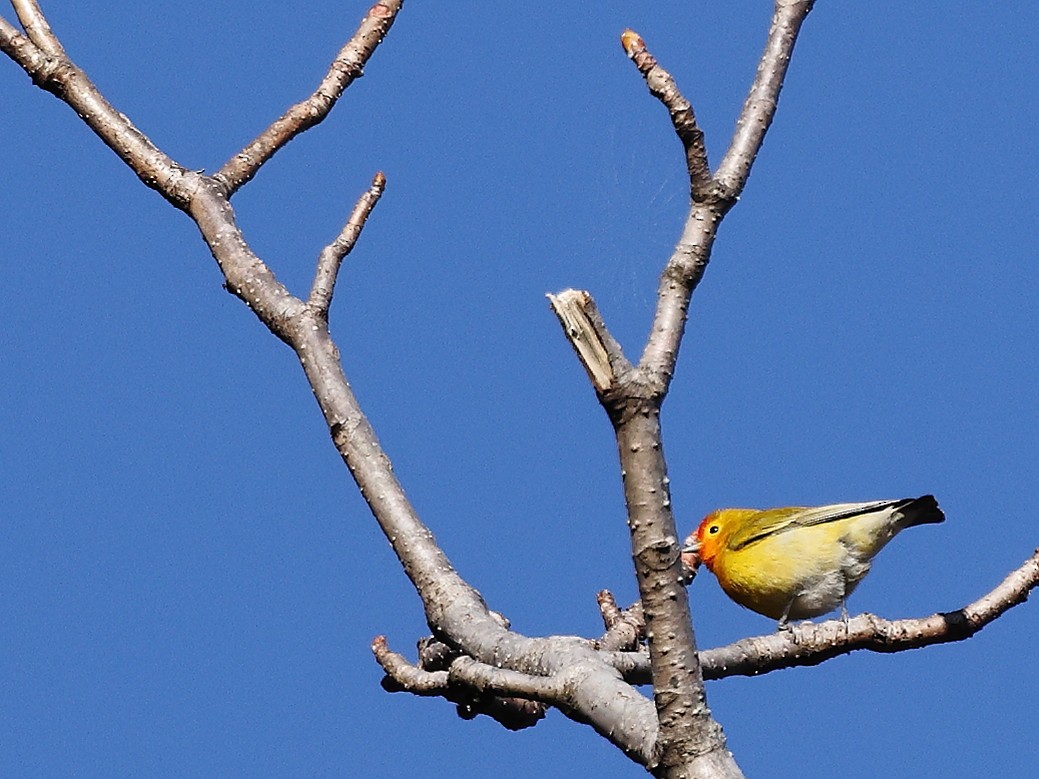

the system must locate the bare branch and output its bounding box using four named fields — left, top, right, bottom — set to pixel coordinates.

left=449, top=656, right=561, bottom=703
left=309, top=171, right=386, bottom=313
left=10, top=0, right=63, bottom=56
left=2, top=6, right=300, bottom=338
left=0, top=4, right=479, bottom=623
left=374, top=632, right=662, bottom=757
left=620, top=30, right=711, bottom=199
left=613, top=409, right=736, bottom=775
left=597, top=590, right=624, bottom=629
left=550, top=11, right=815, bottom=775
left=541, top=7, right=831, bottom=775
left=446, top=653, right=658, bottom=756
left=614, top=549, right=1039, bottom=683
left=215, top=1, right=402, bottom=195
